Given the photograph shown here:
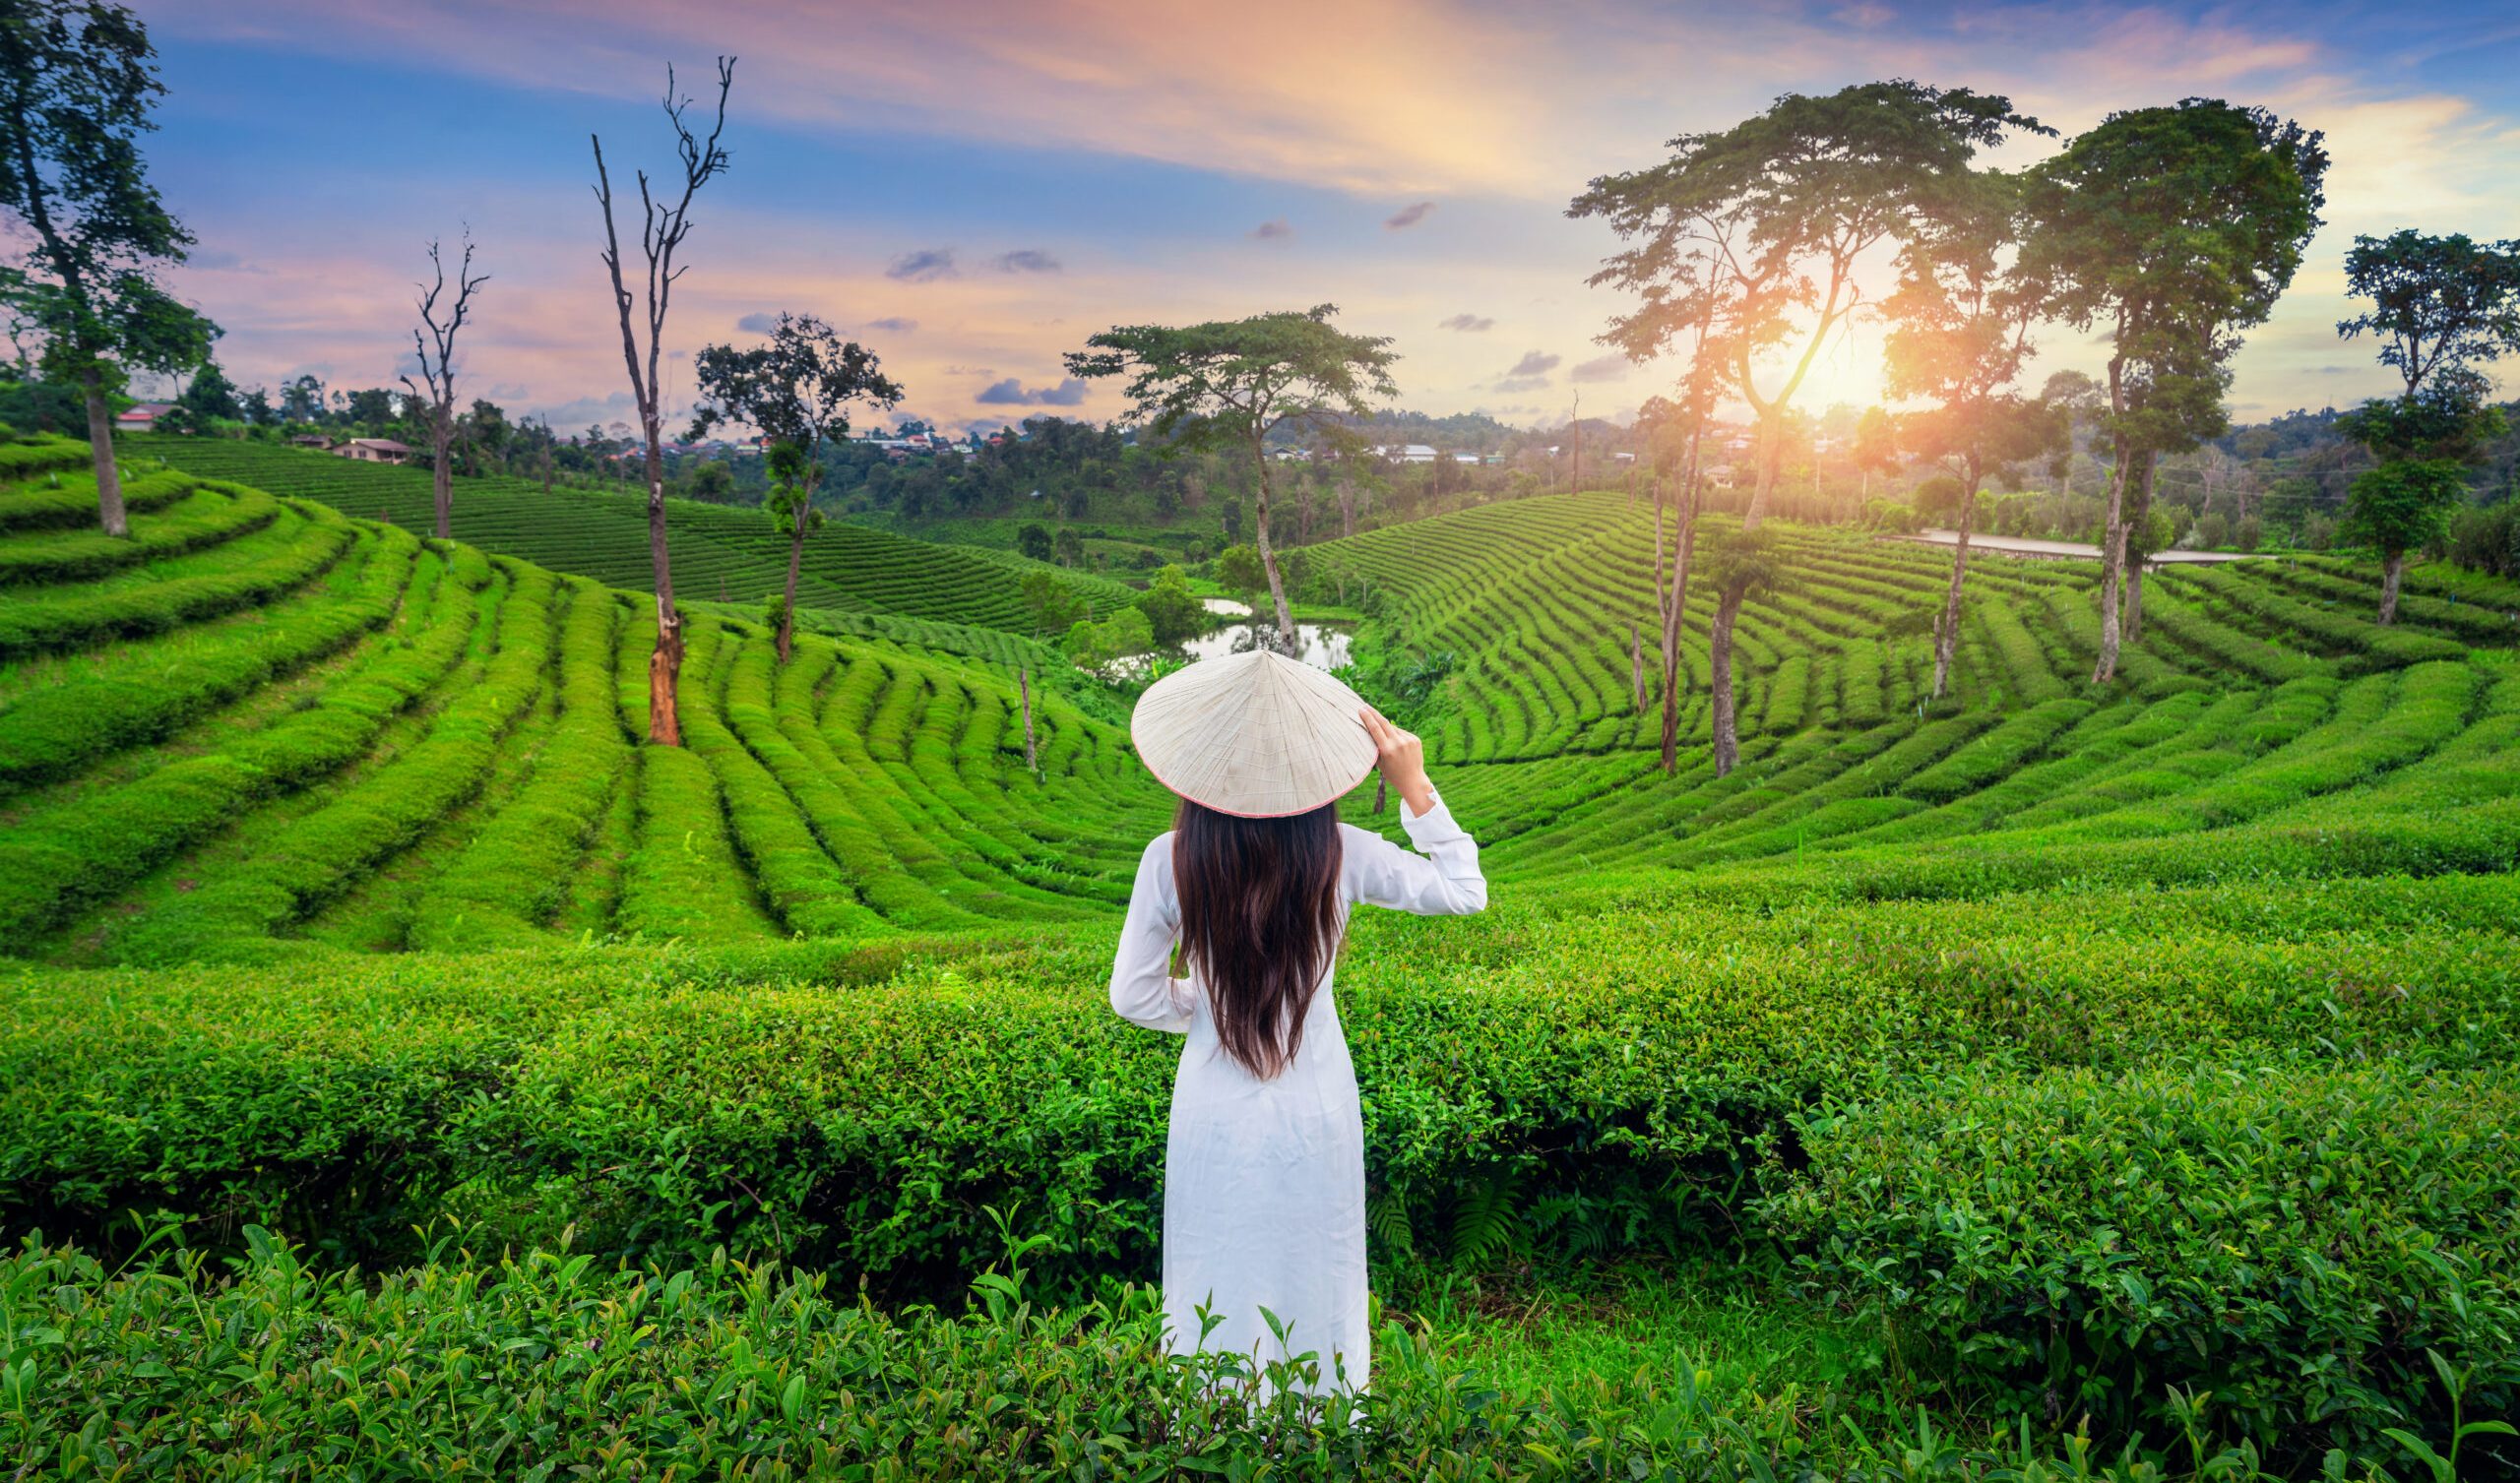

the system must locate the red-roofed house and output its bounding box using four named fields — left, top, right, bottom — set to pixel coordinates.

left=338, top=438, right=411, bottom=464
left=115, top=402, right=177, bottom=433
